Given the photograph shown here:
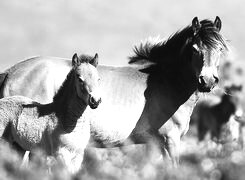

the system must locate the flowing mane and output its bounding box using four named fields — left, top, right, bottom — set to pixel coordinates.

left=129, top=19, right=228, bottom=66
